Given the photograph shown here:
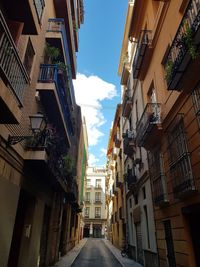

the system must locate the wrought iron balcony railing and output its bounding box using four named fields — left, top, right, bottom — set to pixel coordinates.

left=170, top=152, right=196, bottom=198
left=136, top=103, right=162, bottom=147
left=38, top=64, right=74, bottom=134
left=122, top=89, right=132, bottom=118
left=0, top=10, right=29, bottom=107
left=133, top=30, right=152, bottom=79
left=125, top=172, right=137, bottom=190
left=164, top=0, right=200, bottom=90
left=123, top=130, right=136, bottom=157
left=94, top=199, right=102, bottom=204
